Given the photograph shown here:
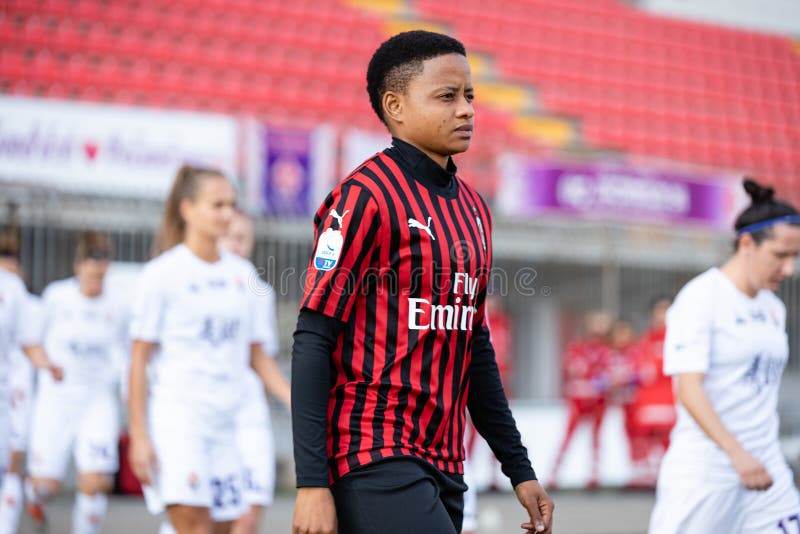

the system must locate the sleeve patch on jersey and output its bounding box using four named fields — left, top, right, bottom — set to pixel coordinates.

left=313, top=227, right=344, bottom=271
